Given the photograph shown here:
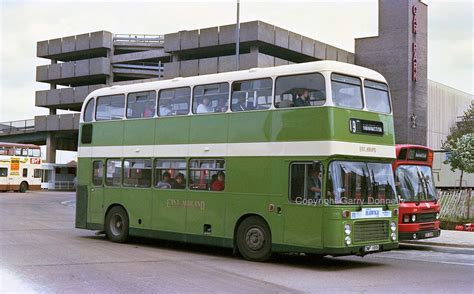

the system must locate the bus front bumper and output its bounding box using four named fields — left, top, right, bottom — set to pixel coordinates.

left=399, top=229, right=441, bottom=240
